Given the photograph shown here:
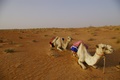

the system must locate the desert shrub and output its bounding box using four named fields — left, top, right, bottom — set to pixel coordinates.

left=44, top=35, right=48, bottom=37
left=74, top=33, right=79, bottom=35
left=16, top=44, right=23, bottom=47
left=115, top=28, right=120, bottom=30
left=93, top=34, right=97, bottom=36
left=91, top=32, right=97, bottom=36
left=111, top=37, right=116, bottom=39
left=32, top=40, right=37, bottom=42
left=0, top=39, right=3, bottom=43
left=4, top=49, right=15, bottom=53
left=116, top=39, right=120, bottom=44
left=19, top=37, right=23, bottom=39
left=88, top=38, right=95, bottom=41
